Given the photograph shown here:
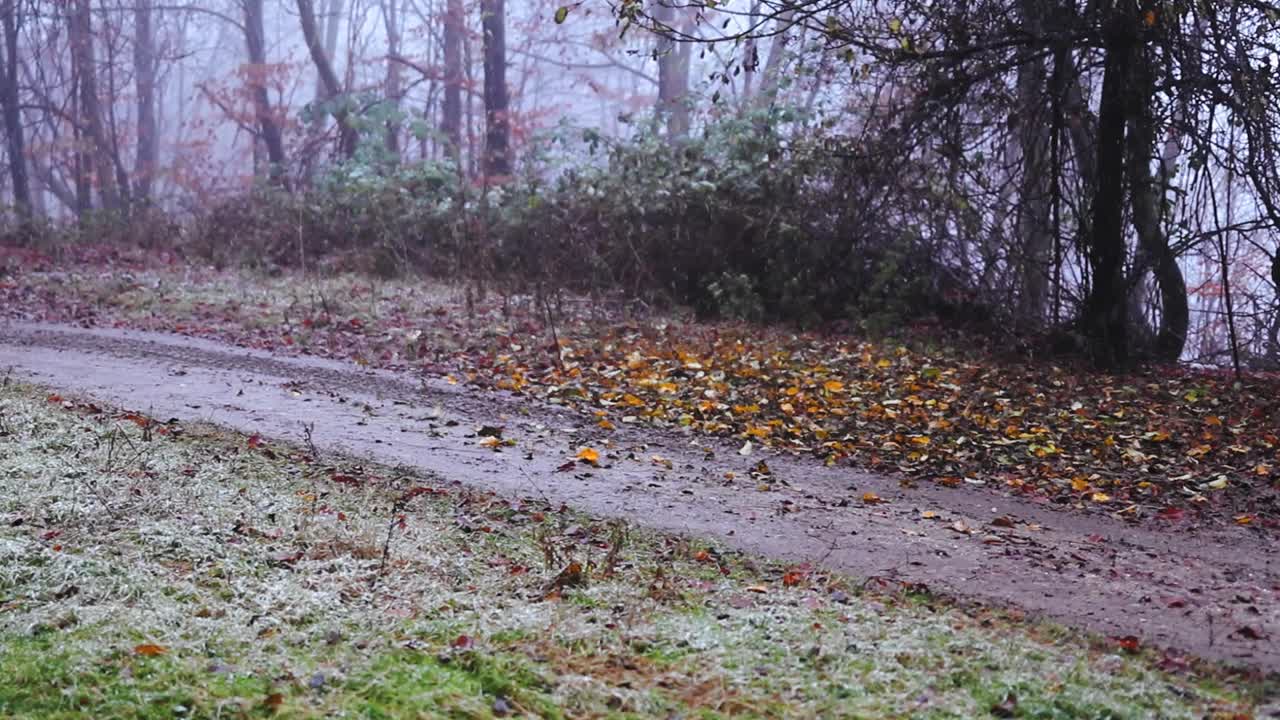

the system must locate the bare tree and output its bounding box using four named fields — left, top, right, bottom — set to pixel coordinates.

left=480, top=0, right=509, bottom=177
left=242, top=0, right=288, bottom=186
left=0, top=0, right=29, bottom=218
left=297, top=0, right=358, bottom=159
left=442, top=0, right=463, bottom=165
left=69, top=0, right=122, bottom=213
left=134, top=0, right=158, bottom=204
